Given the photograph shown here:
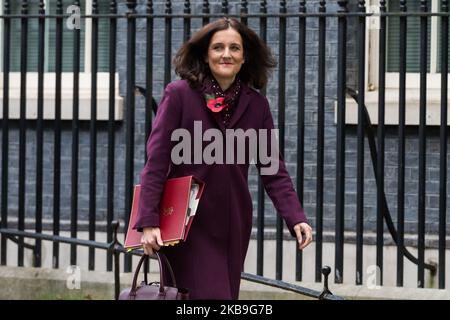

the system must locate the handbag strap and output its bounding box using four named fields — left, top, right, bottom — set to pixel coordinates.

left=131, top=252, right=177, bottom=295
left=143, top=255, right=149, bottom=285
left=158, top=252, right=177, bottom=287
